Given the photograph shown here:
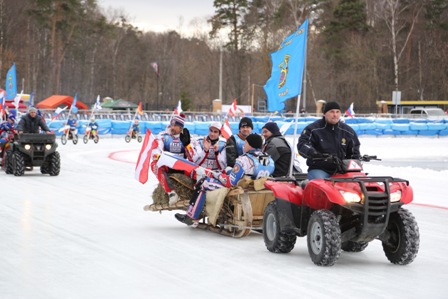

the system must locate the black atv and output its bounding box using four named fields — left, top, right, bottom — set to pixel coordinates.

left=3, top=133, right=60, bottom=176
